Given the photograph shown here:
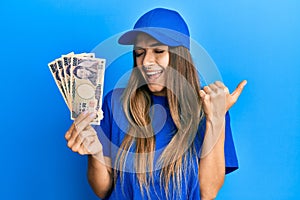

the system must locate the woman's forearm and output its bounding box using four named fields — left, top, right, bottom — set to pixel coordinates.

left=87, top=153, right=113, bottom=199
left=199, top=119, right=226, bottom=200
